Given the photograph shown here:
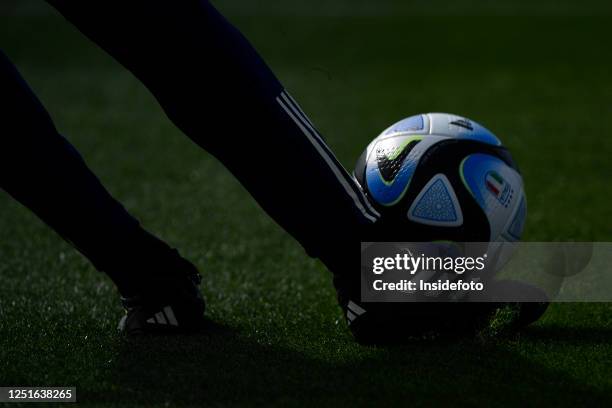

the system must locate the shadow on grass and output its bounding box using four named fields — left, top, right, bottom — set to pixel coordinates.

left=522, top=325, right=612, bottom=346
left=85, top=320, right=612, bottom=406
